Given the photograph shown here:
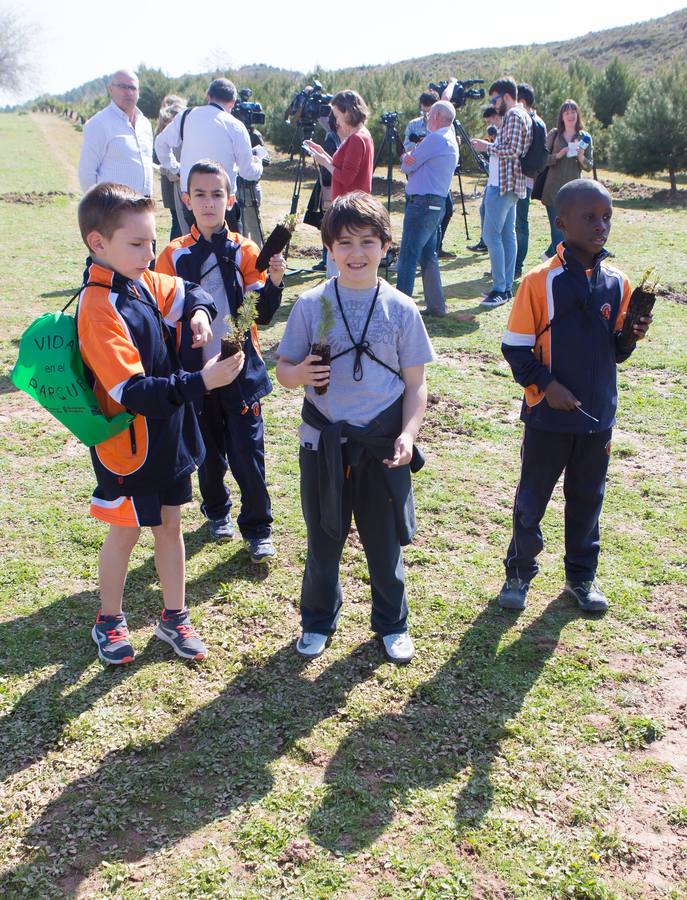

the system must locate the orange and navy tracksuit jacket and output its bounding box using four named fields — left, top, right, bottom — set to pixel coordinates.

left=501, top=245, right=633, bottom=433
left=76, top=260, right=217, bottom=496
left=156, top=225, right=282, bottom=412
